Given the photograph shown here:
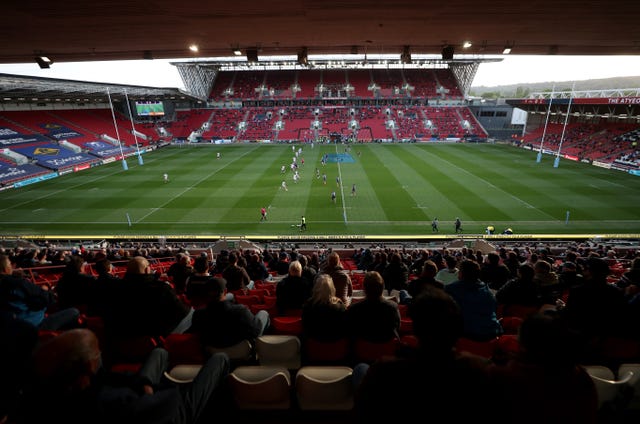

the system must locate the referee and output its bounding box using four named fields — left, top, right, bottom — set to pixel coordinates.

left=300, top=215, right=307, bottom=231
